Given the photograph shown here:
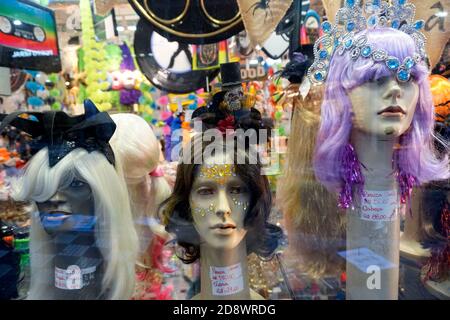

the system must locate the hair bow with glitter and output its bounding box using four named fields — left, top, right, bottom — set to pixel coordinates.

left=0, top=99, right=116, bottom=167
